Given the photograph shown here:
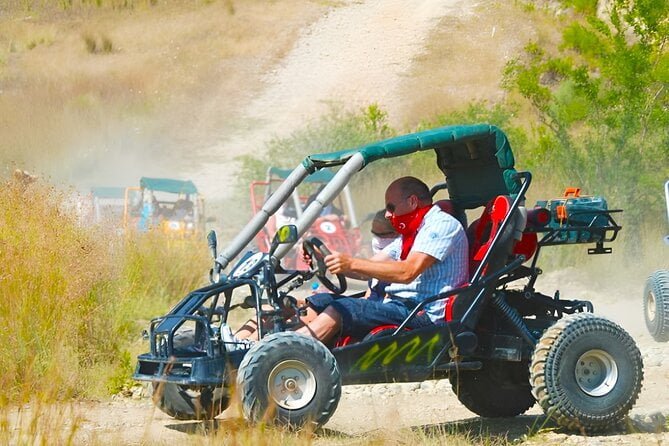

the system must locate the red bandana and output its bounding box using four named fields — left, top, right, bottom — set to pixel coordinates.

left=390, top=205, right=432, bottom=260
